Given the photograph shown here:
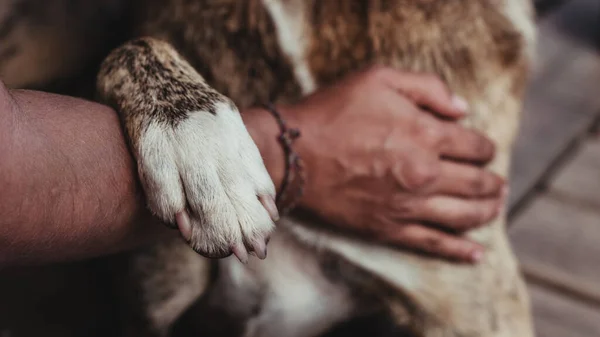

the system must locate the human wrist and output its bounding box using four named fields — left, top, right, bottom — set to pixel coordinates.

left=261, top=104, right=307, bottom=214
left=241, top=103, right=308, bottom=211
left=241, top=104, right=290, bottom=190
